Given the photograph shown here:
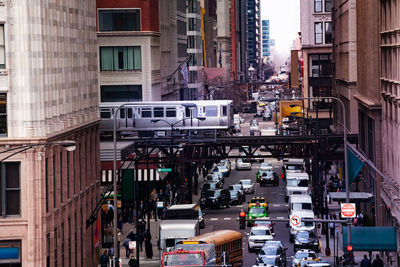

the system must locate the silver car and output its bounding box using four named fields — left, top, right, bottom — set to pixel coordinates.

left=240, top=179, right=255, bottom=194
